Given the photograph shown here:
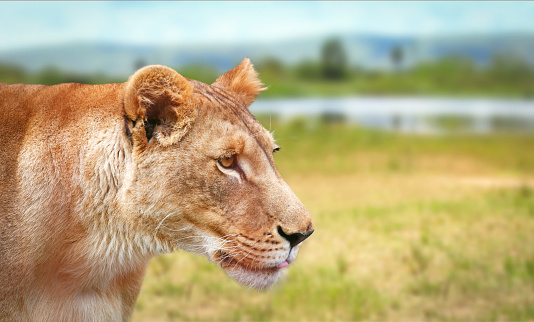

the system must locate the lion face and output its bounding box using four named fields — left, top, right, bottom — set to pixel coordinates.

left=122, top=59, right=314, bottom=289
